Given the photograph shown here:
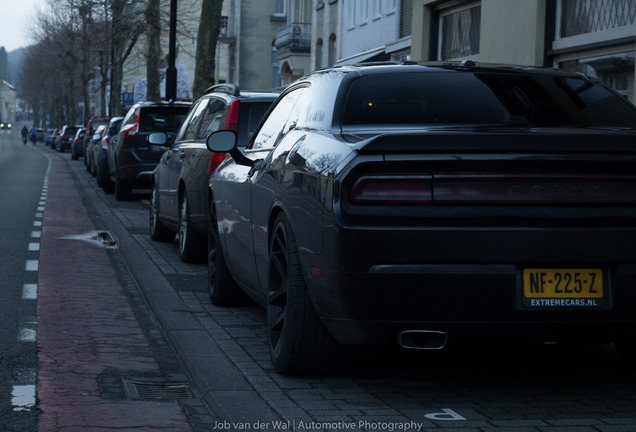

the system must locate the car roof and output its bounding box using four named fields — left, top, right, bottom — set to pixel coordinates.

left=307, top=61, right=589, bottom=81
left=203, top=83, right=281, bottom=100
left=134, top=101, right=192, bottom=108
